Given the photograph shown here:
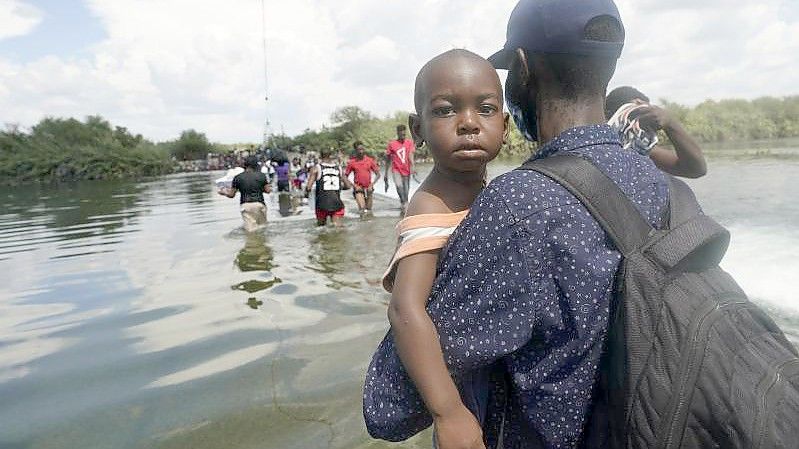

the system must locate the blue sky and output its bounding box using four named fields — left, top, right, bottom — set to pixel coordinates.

left=1, top=0, right=797, bottom=143
left=0, top=0, right=105, bottom=62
